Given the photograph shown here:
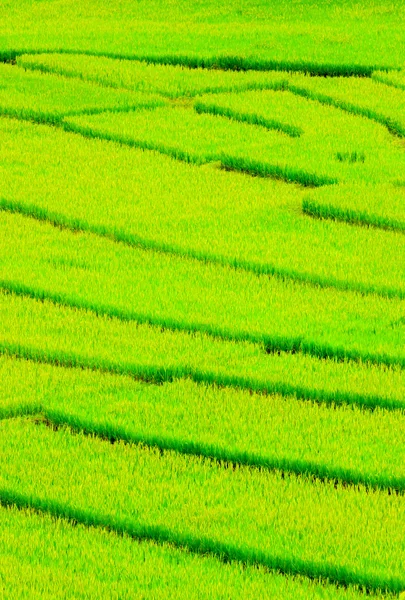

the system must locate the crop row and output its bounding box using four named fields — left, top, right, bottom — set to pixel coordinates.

left=1, top=353, right=404, bottom=490
left=286, top=74, right=405, bottom=138
left=3, top=0, right=404, bottom=72
left=17, top=53, right=289, bottom=98
left=2, top=503, right=384, bottom=600
left=0, top=63, right=165, bottom=123
left=303, top=183, right=405, bottom=234
left=16, top=52, right=405, bottom=142
left=2, top=211, right=405, bottom=366
left=1, top=117, right=404, bottom=298
left=1, top=418, right=404, bottom=592
left=65, top=99, right=404, bottom=187
left=1, top=289, right=404, bottom=409
left=0, top=212, right=405, bottom=366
